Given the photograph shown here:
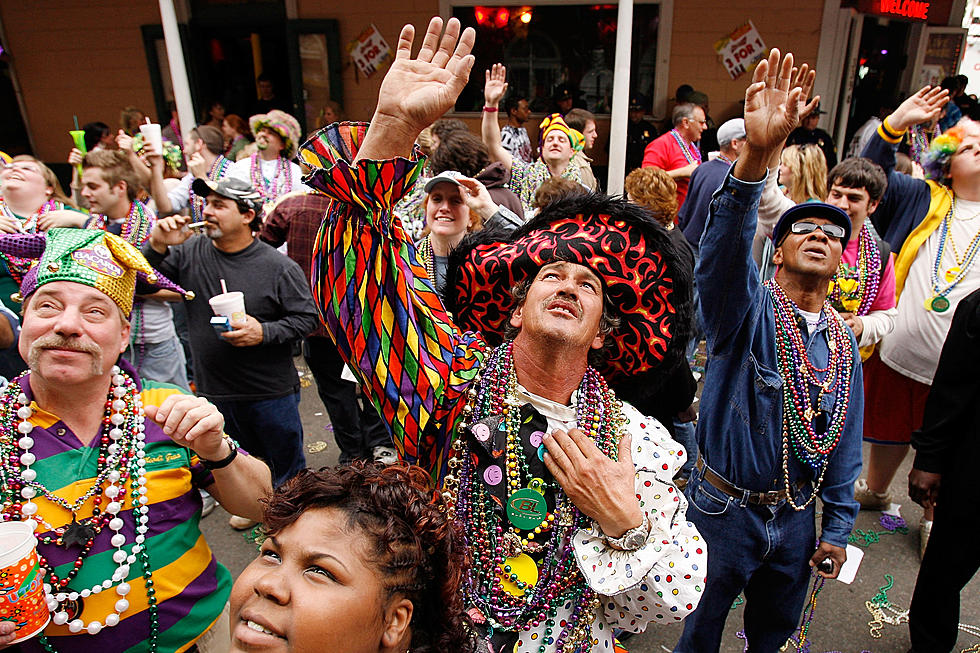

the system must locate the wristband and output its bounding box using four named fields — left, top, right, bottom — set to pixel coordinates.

left=879, top=117, right=906, bottom=143
left=483, top=106, right=499, bottom=113
left=201, top=436, right=239, bottom=470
